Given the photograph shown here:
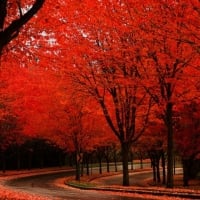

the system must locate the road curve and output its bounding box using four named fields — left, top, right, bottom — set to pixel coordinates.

left=98, top=170, right=153, bottom=186
left=4, top=170, right=153, bottom=200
